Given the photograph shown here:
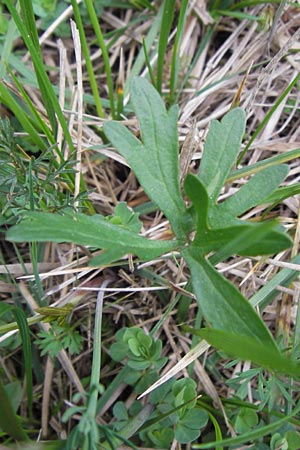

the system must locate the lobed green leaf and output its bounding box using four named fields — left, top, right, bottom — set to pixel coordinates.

left=184, top=174, right=292, bottom=259
left=6, top=211, right=179, bottom=265
left=103, top=77, right=188, bottom=239
left=198, top=108, right=246, bottom=202
left=211, top=165, right=289, bottom=226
